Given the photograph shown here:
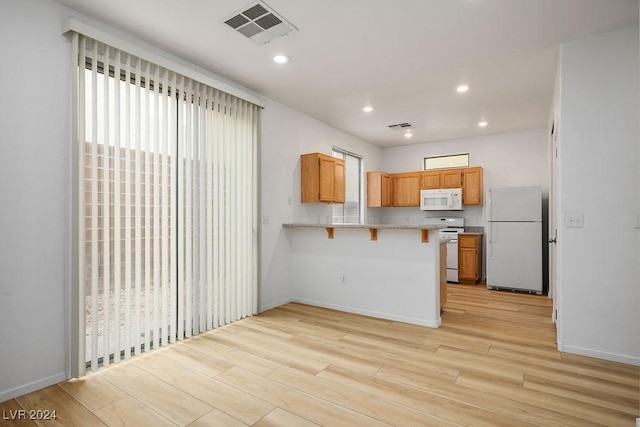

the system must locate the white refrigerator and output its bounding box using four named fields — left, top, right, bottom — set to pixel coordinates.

left=486, top=186, right=542, bottom=294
